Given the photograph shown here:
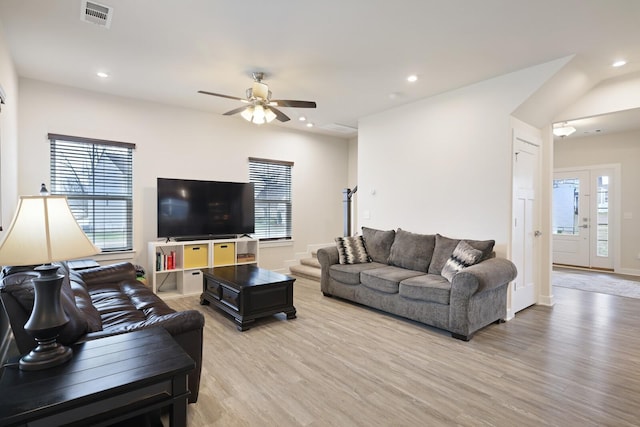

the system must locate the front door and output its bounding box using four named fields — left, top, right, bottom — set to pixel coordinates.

left=553, top=167, right=615, bottom=269
left=511, top=132, right=540, bottom=314
left=552, top=170, right=590, bottom=266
